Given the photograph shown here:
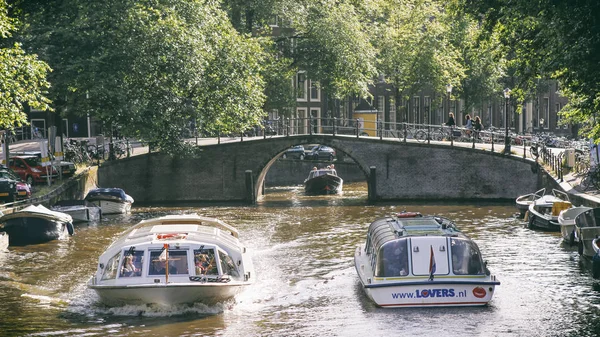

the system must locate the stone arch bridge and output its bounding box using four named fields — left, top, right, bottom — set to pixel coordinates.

left=97, top=135, right=540, bottom=204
